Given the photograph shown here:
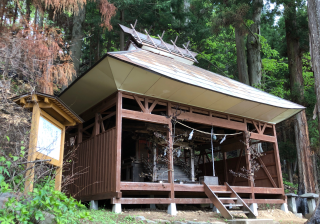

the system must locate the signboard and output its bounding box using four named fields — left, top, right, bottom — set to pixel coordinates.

left=36, top=116, right=62, bottom=161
